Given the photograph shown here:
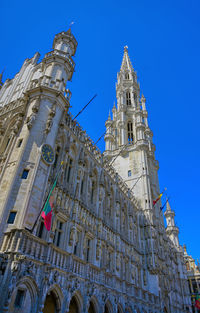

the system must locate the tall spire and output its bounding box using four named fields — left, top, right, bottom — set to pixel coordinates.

left=120, top=45, right=134, bottom=72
